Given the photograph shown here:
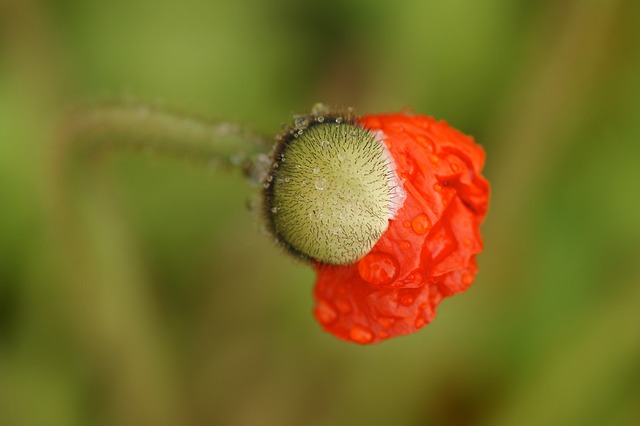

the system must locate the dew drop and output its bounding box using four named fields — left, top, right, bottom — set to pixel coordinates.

left=357, top=252, right=399, bottom=286
left=415, top=316, right=427, bottom=329
left=399, top=293, right=415, bottom=306
left=317, top=116, right=325, bottom=123
left=294, top=116, right=309, bottom=128
left=313, top=167, right=320, bottom=174
left=337, top=153, right=345, bottom=162
left=398, top=271, right=422, bottom=287
left=315, top=177, right=327, bottom=190
left=403, top=220, right=411, bottom=229
left=321, top=140, right=331, bottom=149
left=309, top=210, right=323, bottom=220
left=429, top=155, right=439, bottom=164
left=314, top=300, right=338, bottom=325
left=271, top=207, right=279, bottom=214
left=284, top=177, right=290, bottom=183
left=335, top=117, right=343, bottom=124
left=378, top=330, right=389, bottom=339
left=462, top=273, right=474, bottom=286
left=378, top=317, right=395, bottom=328
left=463, top=238, right=472, bottom=247
left=411, top=213, right=431, bottom=235
left=433, top=183, right=442, bottom=192
left=400, top=240, right=411, bottom=250
left=349, top=325, right=374, bottom=344
left=451, top=163, right=460, bottom=172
